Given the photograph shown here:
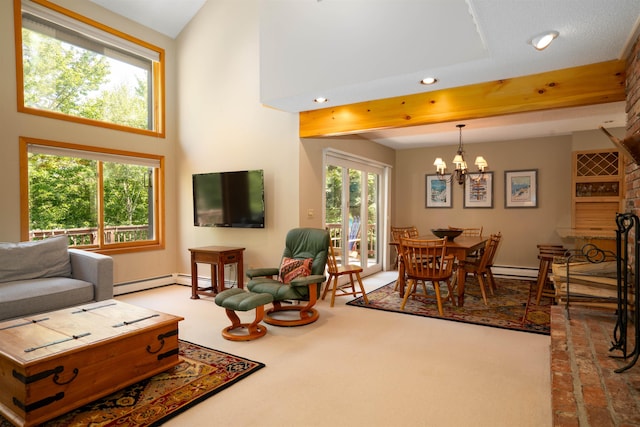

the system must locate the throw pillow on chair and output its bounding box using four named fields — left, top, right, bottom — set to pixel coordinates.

left=278, top=257, right=313, bottom=283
